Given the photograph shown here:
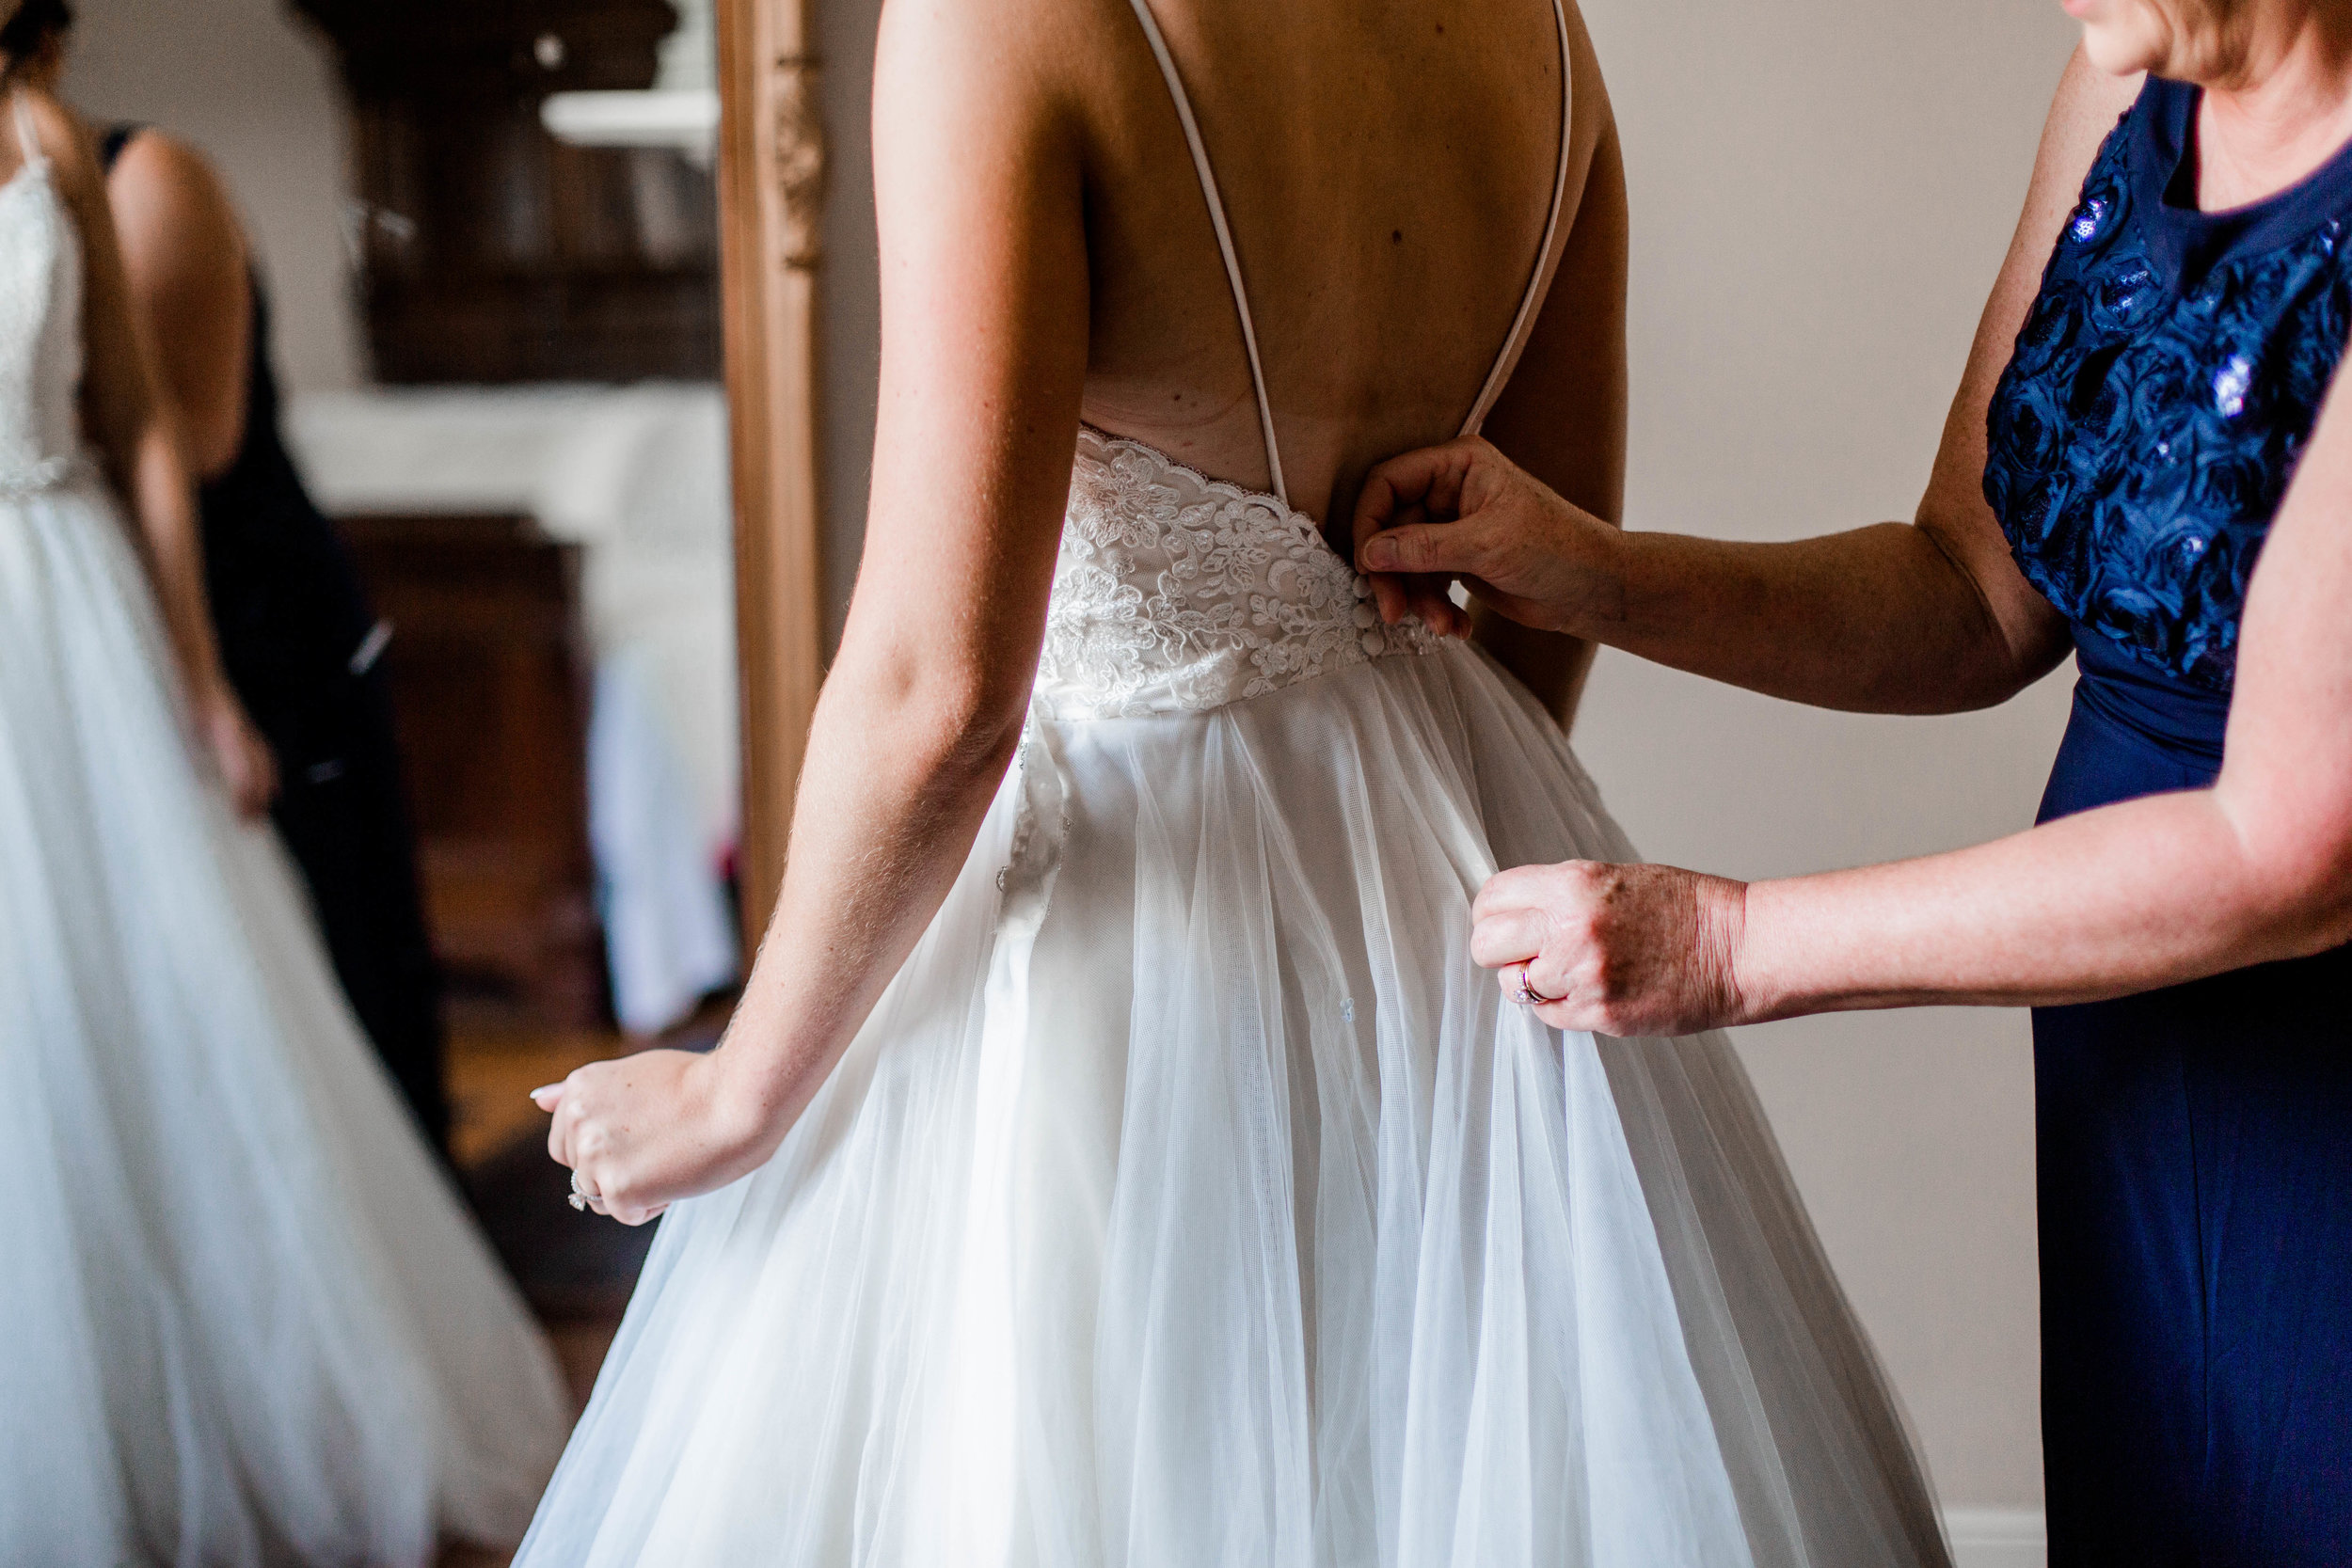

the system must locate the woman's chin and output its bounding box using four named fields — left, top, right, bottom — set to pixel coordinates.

left=2079, top=24, right=2166, bottom=78
left=2068, top=0, right=2174, bottom=79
